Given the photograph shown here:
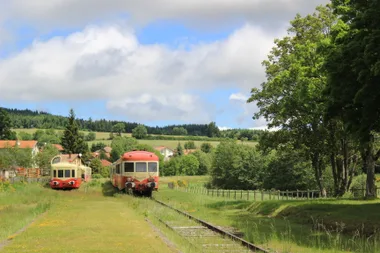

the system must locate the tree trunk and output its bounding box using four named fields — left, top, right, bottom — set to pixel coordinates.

left=312, top=152, right=326, bottom=197
left=361, top=137, right=377, bottom=198
left=363, top=150, right=376, bottom=198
